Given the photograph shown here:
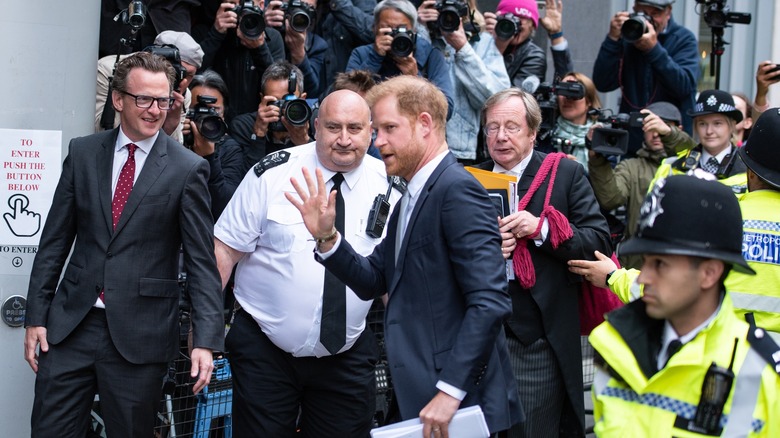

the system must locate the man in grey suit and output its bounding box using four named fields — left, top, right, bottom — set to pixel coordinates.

left=24, top=52, right=224, bottom=438
left=287, top=75, right=523, bottom=437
